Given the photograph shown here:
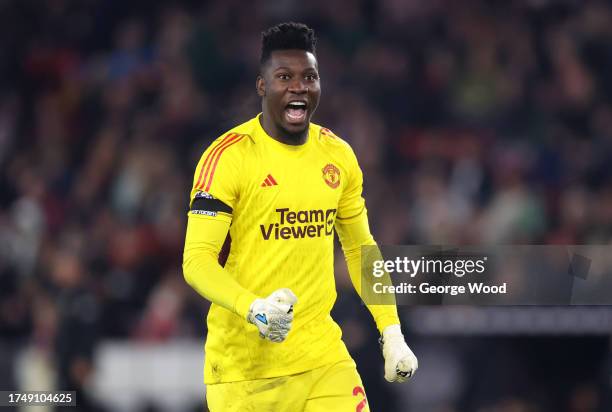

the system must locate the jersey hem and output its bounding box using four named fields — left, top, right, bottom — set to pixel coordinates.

left=204, top=350, right=353, bottom=384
